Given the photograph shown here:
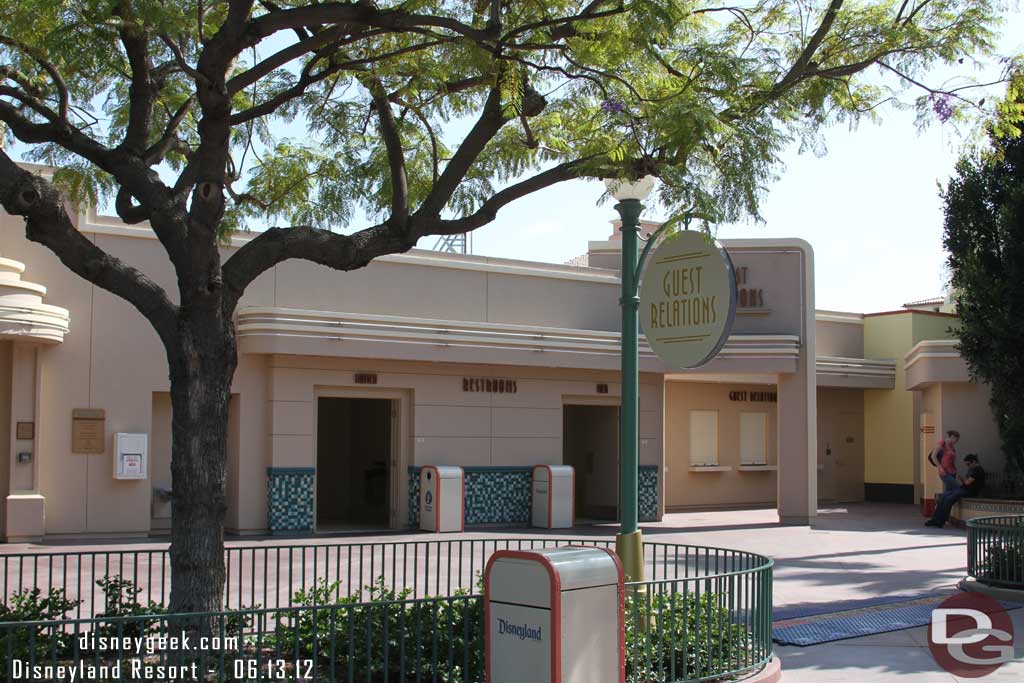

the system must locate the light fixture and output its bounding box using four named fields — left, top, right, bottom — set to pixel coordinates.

left=603, top=175, right=656, bottom=202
